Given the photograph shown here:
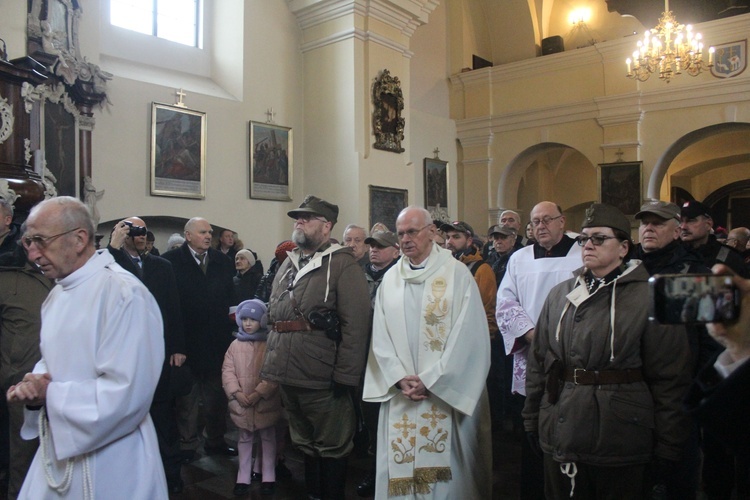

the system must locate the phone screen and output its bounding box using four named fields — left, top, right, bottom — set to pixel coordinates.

left=649, top=273, right=740, bottom=324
